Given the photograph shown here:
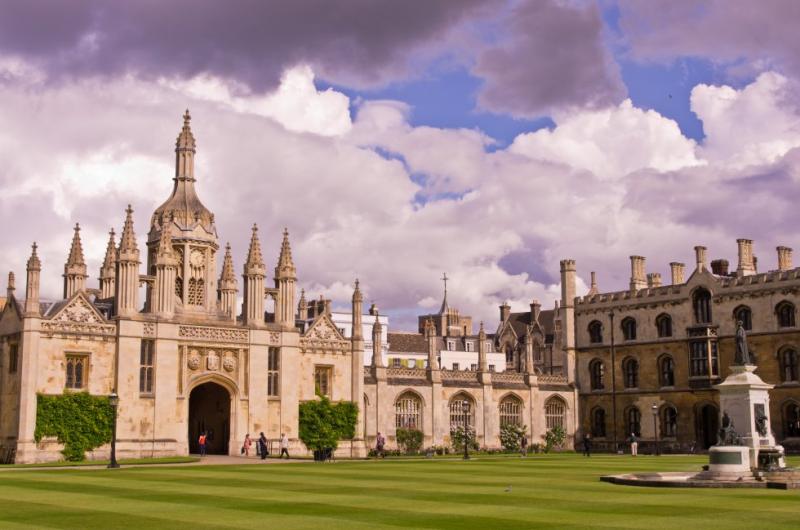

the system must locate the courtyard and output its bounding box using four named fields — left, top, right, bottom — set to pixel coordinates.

left=0, top=454, right=797, bottom=529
